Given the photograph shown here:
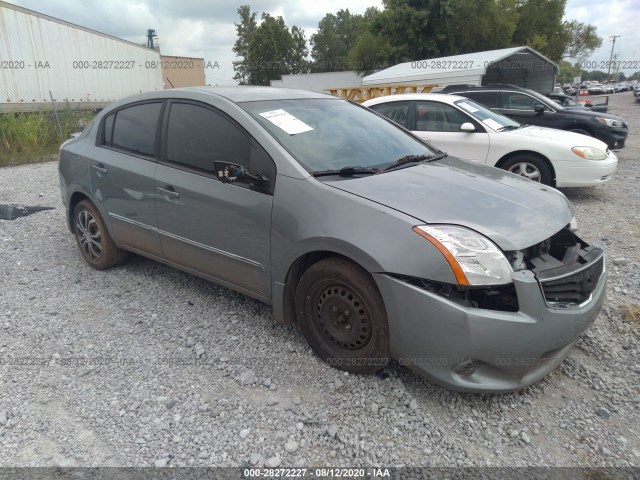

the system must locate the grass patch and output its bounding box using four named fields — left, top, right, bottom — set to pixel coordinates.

left=0, top=105, right=96, bottom=167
